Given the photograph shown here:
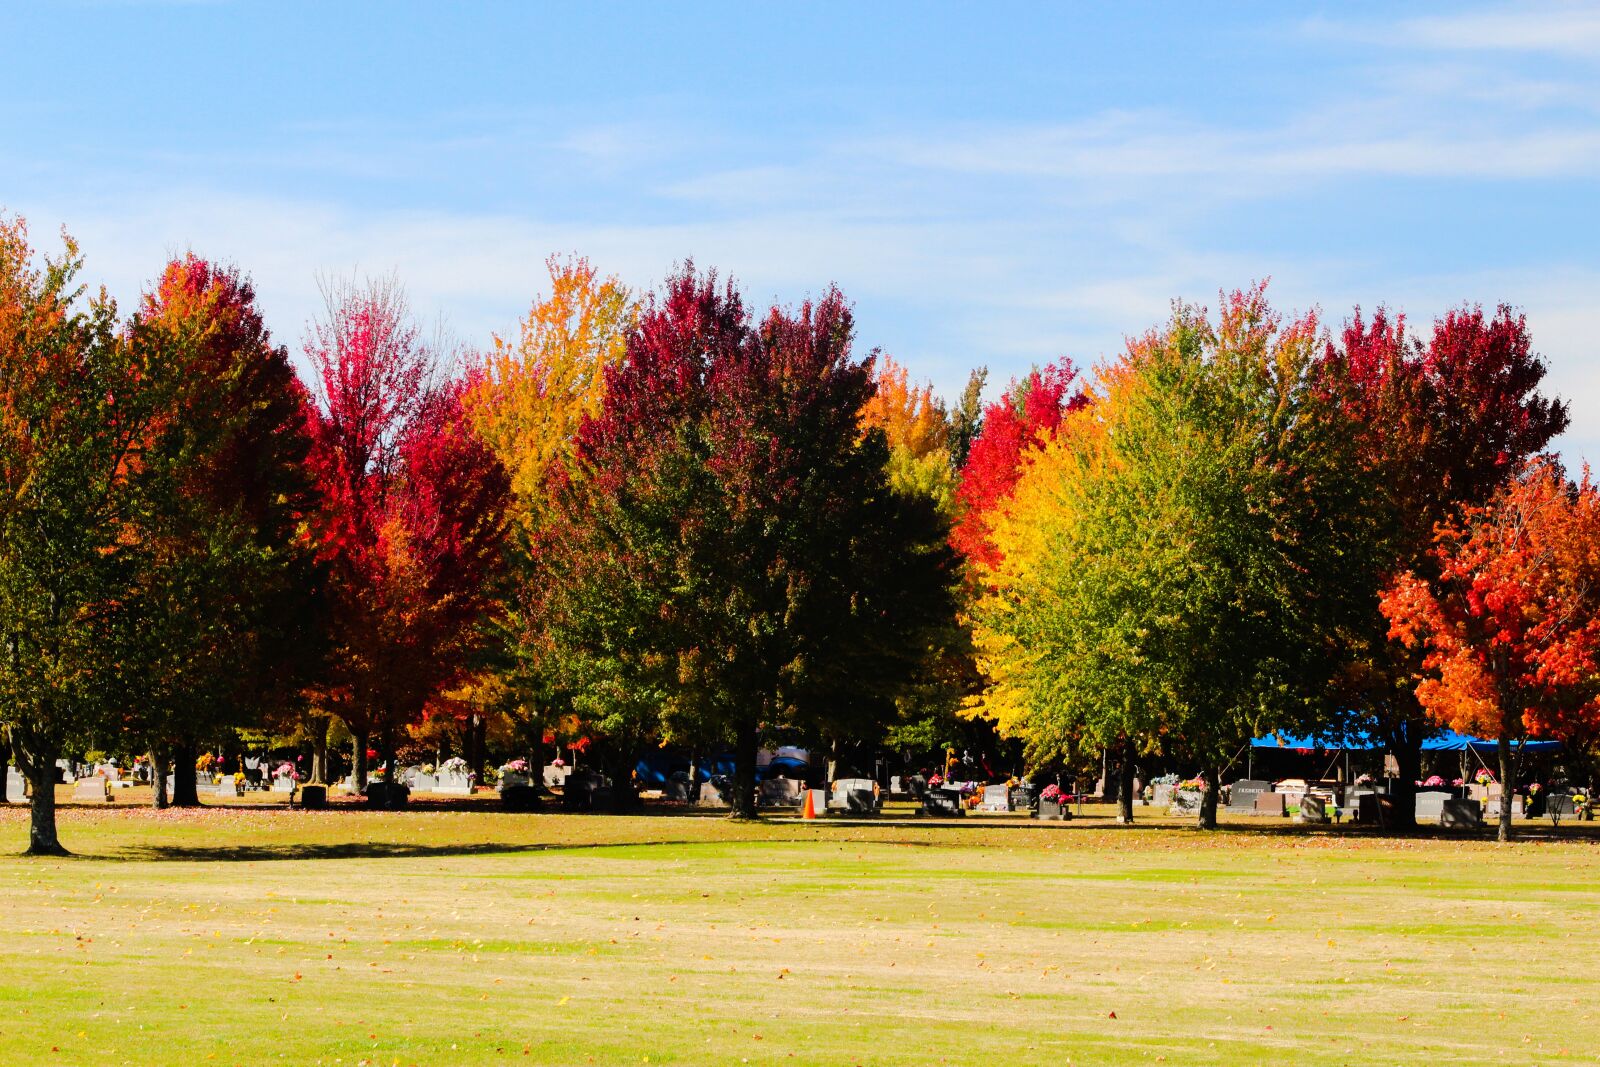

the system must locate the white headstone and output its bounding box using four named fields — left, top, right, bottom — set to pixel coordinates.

left=4, top=767, right=25, bottom=803
left=979, top=784, right=1011, bottom=812
left=435, top=771, right=472, bottom=795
